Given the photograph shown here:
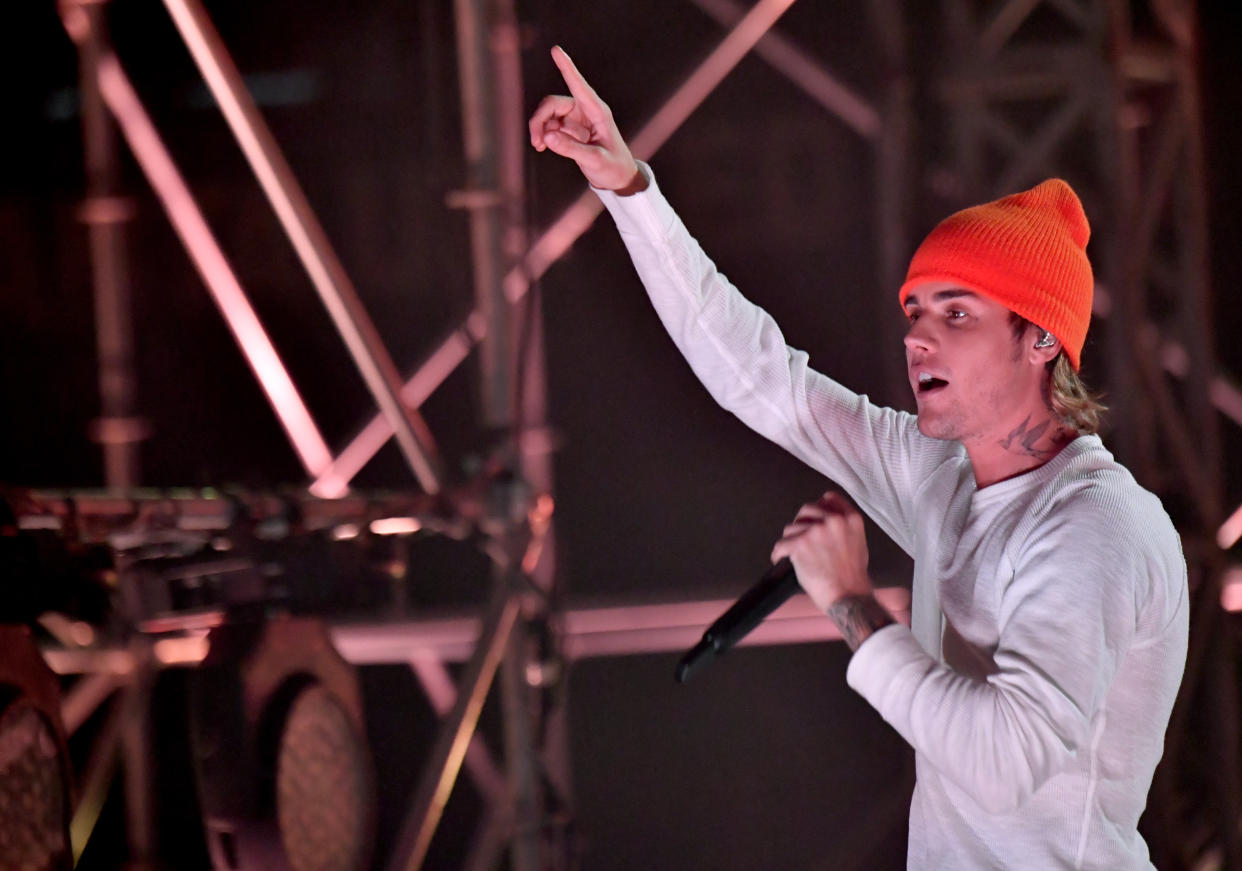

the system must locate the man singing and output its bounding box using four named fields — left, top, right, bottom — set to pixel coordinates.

left=530, top=46, right=1187, bottom=869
